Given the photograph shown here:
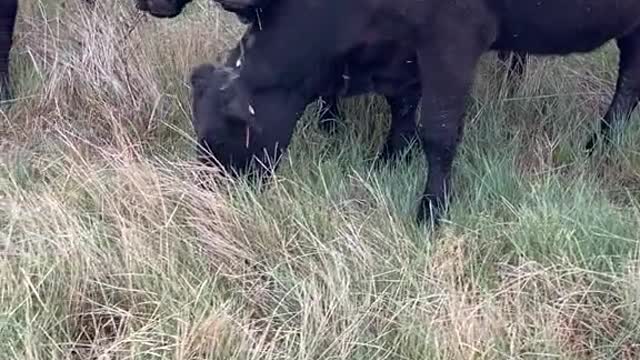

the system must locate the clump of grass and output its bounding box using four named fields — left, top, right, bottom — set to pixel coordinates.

left=2, top=1, right=640, bottom=359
